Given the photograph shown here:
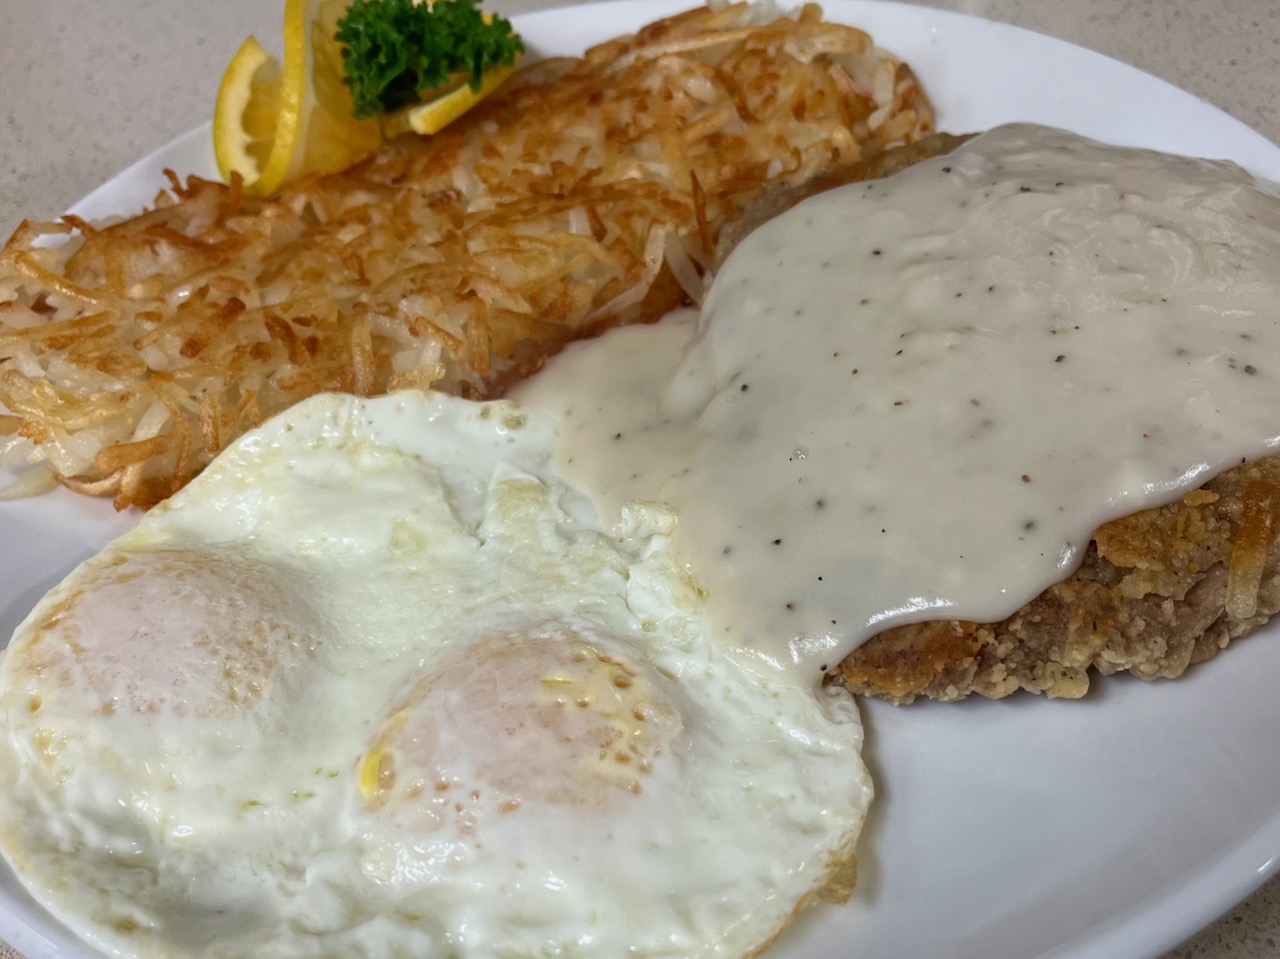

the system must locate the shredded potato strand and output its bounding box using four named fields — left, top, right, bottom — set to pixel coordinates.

left=0, top=2, right=933, bottom=509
